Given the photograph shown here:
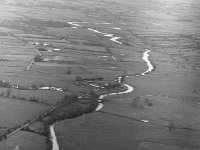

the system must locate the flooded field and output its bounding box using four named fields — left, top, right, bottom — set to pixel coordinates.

left=0, top=0, right=199, bottom=150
